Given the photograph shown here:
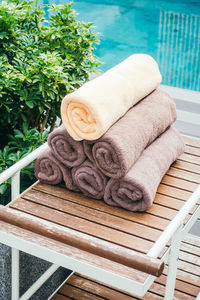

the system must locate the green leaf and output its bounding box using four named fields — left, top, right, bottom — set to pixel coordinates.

left=0, top=184, right=7, bottom=195
left=4, top=105, right=11, bottom=112
left=14, top=129, right=24, bottom=139
left=26, top=101, right=34, bottom=108
left=3, top=146, right=10, bottom=158
left=38, top=106, right=44, bottom=114
left=22, top=122, right=28, bottom=134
